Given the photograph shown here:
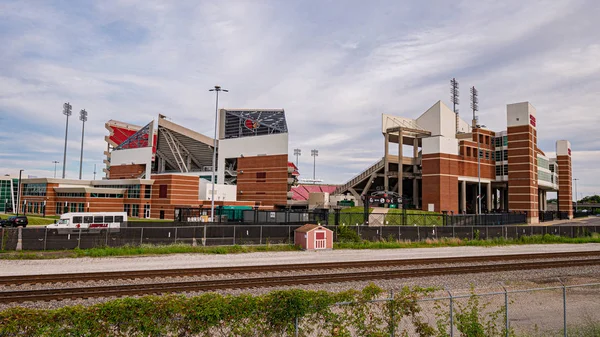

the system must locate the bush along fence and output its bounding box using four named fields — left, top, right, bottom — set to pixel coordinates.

left=2, top=282, right=599, bottom=336
left=2, top=224, right=600, bottom=251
